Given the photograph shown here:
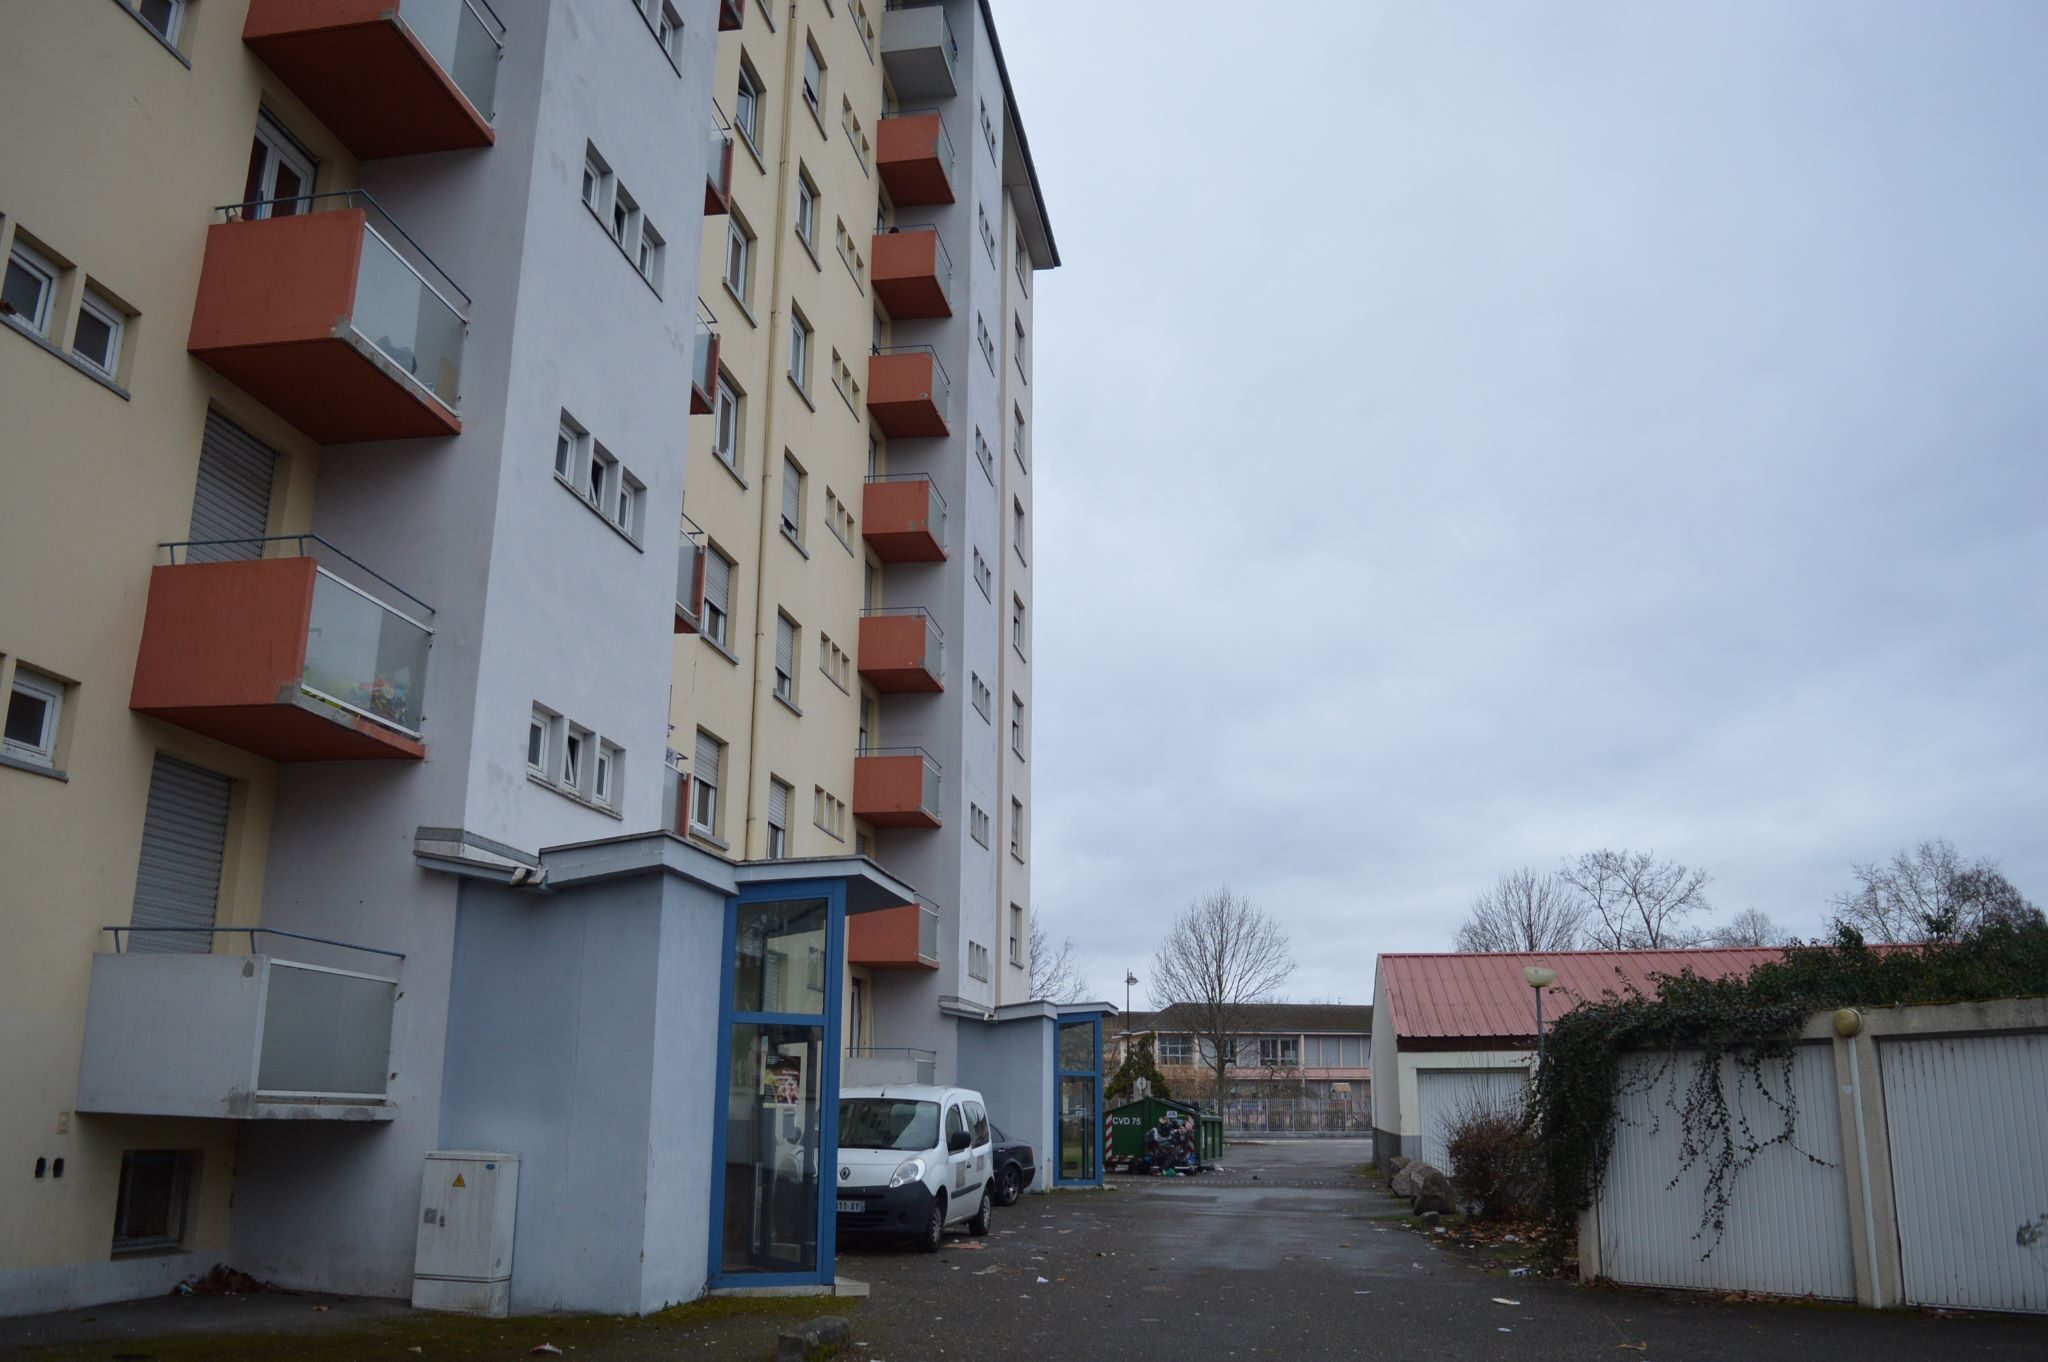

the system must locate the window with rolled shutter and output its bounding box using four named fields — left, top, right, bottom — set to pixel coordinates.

left=128, top=755, right=232, bottom=954
left=703, top=549, right=733, bottom=645
left=780, top=456, right=802, bottom=538
left=187, top=412, right=277, bottom=562
left=767, top=777, right=790, bottom=856
left=692, top=729, right=722, bottom=831
left=774, top=614, right=796, bottom=700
